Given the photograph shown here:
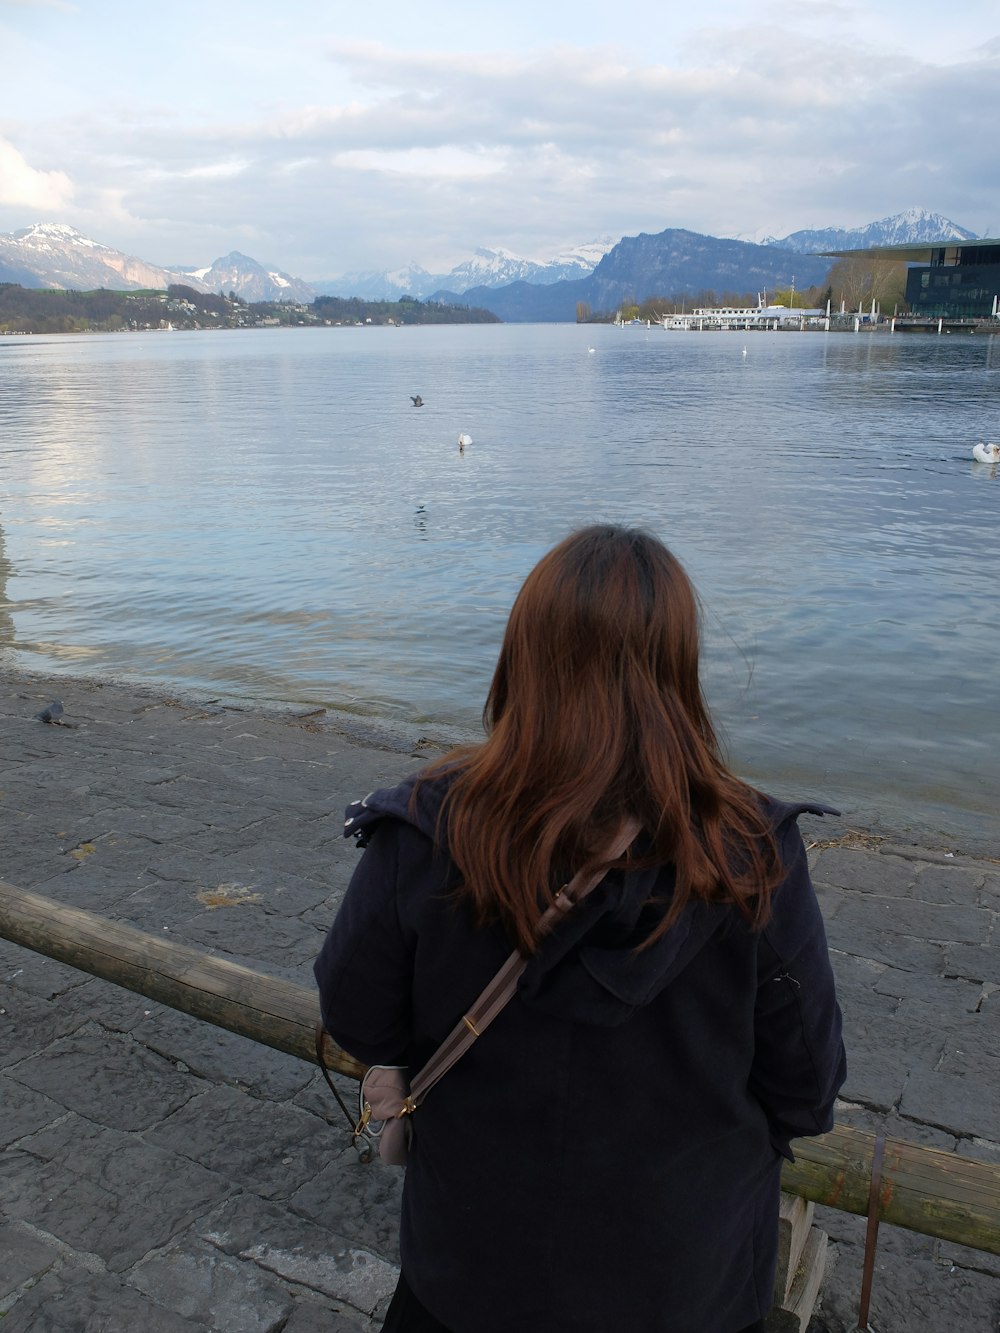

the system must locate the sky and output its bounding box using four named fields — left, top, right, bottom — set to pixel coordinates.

left=1, top=0, right=998, bottom=280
